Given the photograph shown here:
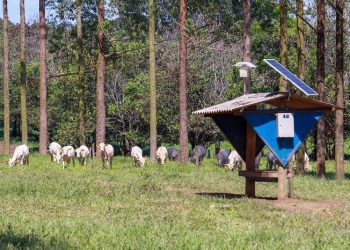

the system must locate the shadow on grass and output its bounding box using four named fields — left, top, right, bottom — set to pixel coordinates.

left=196, top=192, right=277, bottom=200
left=303, top=171, right=350, bottom=180
left=0, top=226, right=69, bottom=249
